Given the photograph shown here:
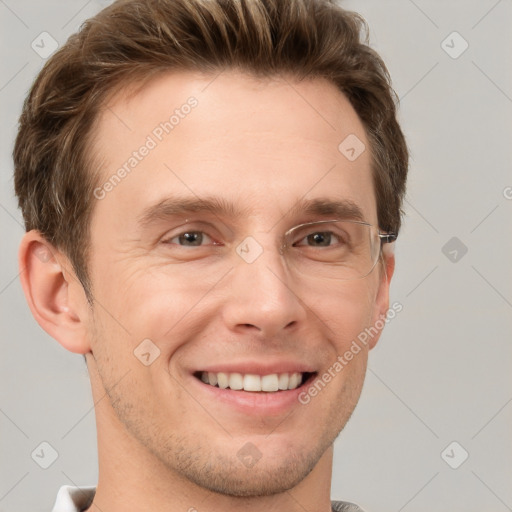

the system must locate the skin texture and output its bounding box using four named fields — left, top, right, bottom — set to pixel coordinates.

left=19, top=70, right=394, bottom=512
